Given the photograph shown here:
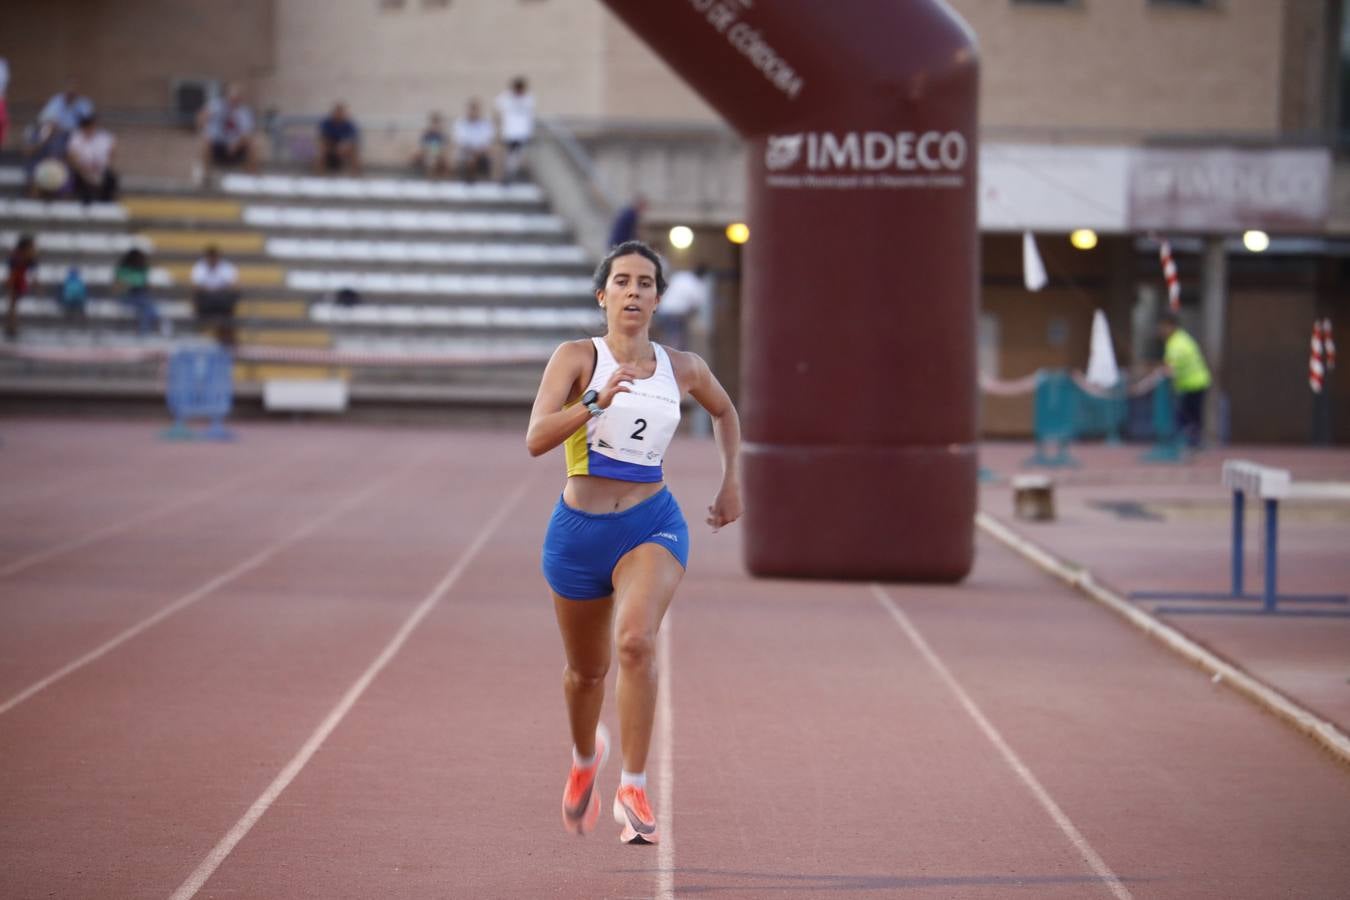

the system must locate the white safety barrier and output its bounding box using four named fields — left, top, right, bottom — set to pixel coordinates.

left=262, top=379, right=349, bottom=413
